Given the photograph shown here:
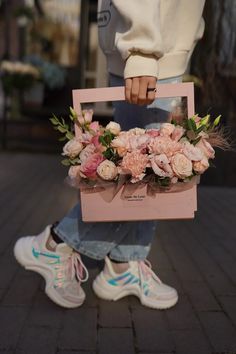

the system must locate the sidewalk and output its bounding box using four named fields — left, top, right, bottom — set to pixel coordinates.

left=0, top=152, right=236, bottom=354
